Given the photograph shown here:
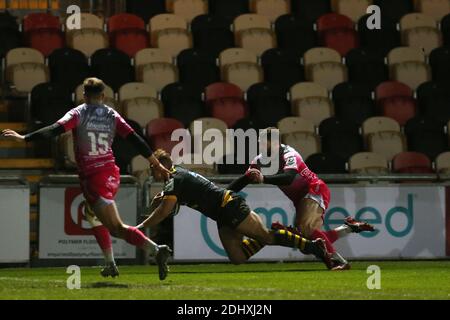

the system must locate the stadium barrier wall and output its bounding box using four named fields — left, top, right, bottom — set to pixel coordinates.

left=0, top=177, right=29, bottom=263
